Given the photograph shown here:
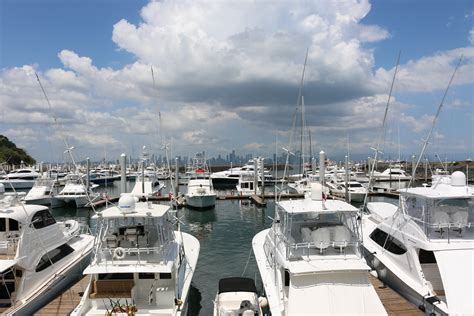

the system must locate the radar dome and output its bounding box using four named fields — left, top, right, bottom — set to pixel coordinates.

left=118, top=194, right=138, bottom=213
left=451, top=171, right=466, bottom=187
